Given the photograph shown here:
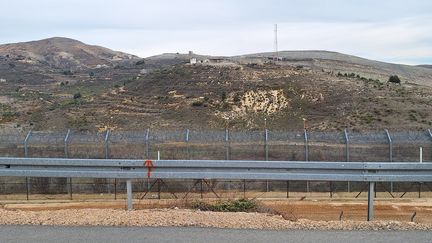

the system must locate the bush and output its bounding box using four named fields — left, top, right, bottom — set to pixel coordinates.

left=191, top=101, right=204, bottom=107
left=135, top=59, right=145, bottom=65
left=192, top=199, right=257, bottom=212
left=221, top=91, right=227, bottom=101
left=63, top=70, right=73, bottom=75
left=73, top=92, right=82, bottom=99
left=388, top=75, right=401, bottom=84
left=233, top=92, right=242, bottom=103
